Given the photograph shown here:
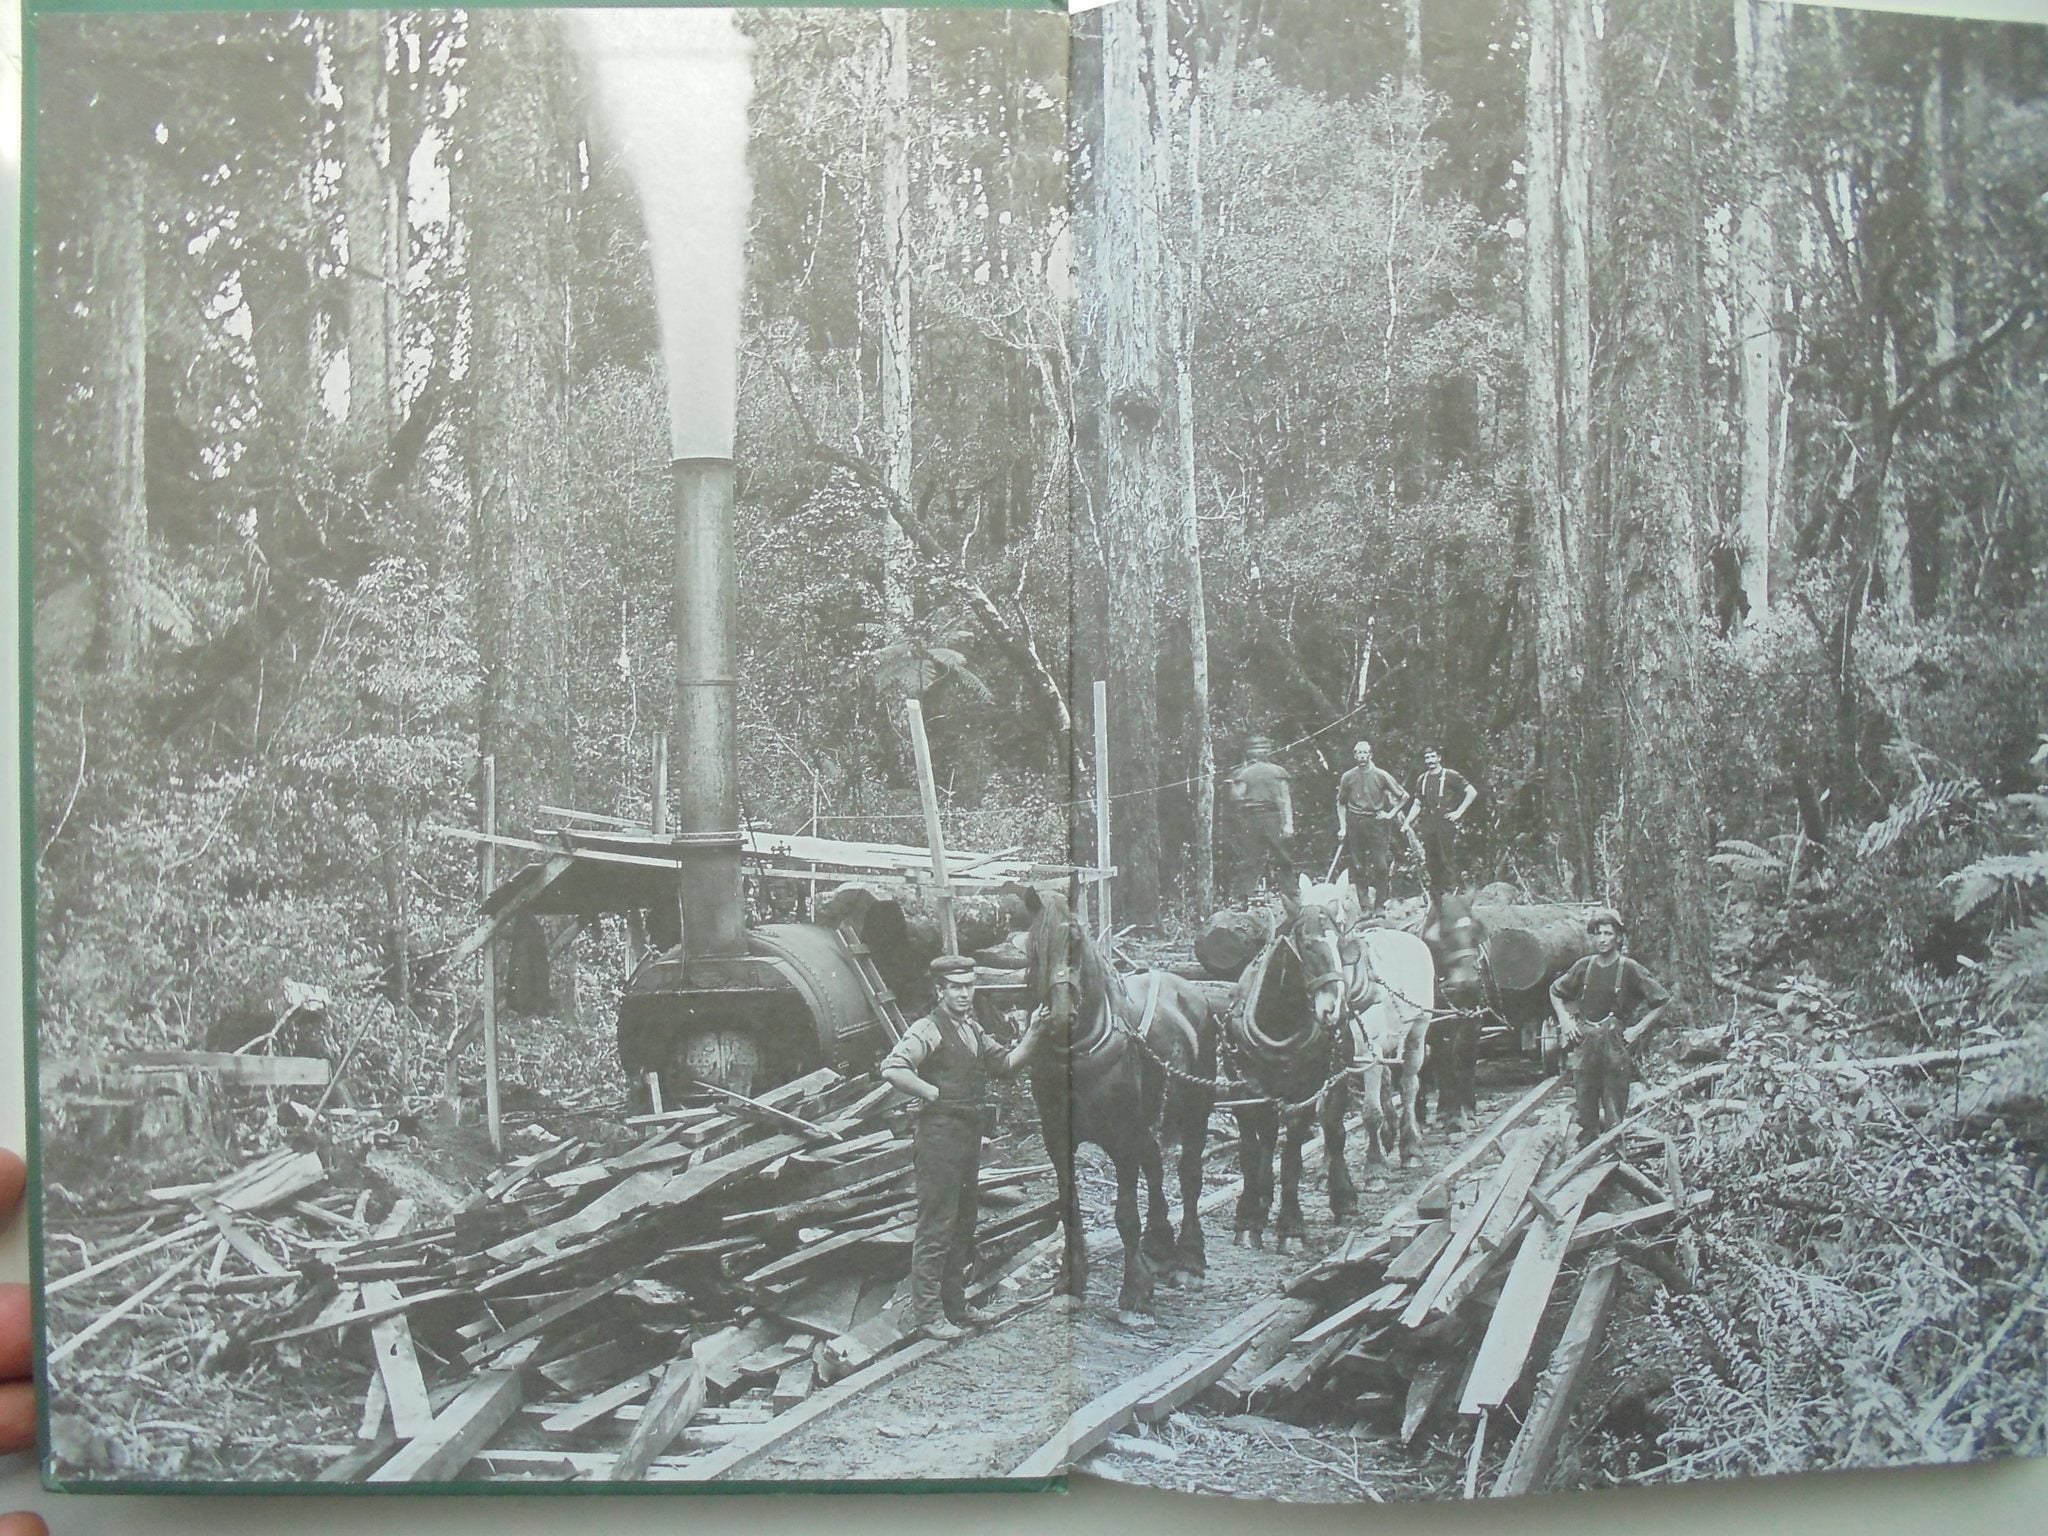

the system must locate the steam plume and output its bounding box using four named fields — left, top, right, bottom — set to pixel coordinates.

left=561, top=7, right=755, bottom=460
